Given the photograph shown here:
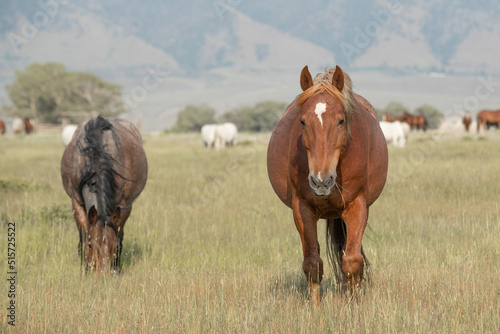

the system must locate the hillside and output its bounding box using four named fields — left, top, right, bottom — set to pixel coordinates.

left=1, top=1, right=500, bottom=130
